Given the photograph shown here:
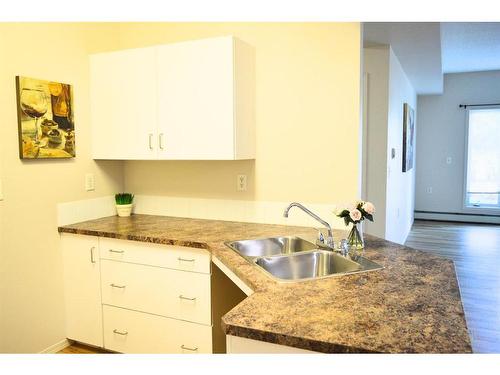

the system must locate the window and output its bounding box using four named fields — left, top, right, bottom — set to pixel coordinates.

left=465, top=108, right=500, bottom=209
